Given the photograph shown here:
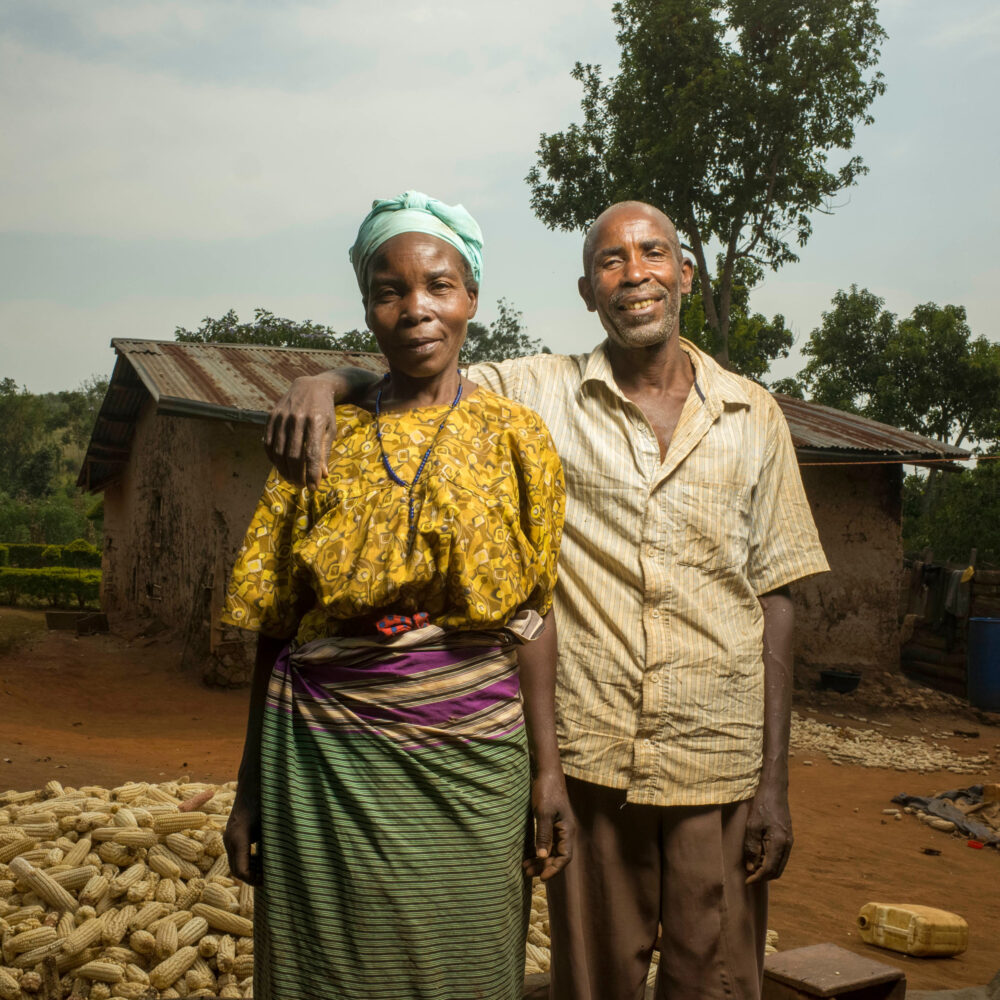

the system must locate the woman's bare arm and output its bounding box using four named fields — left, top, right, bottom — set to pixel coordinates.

left=265, top=367, right=380, bottom=487
left=517, top=610, right=574, bottom=880
left=224, top=633, right=287, bottom=885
